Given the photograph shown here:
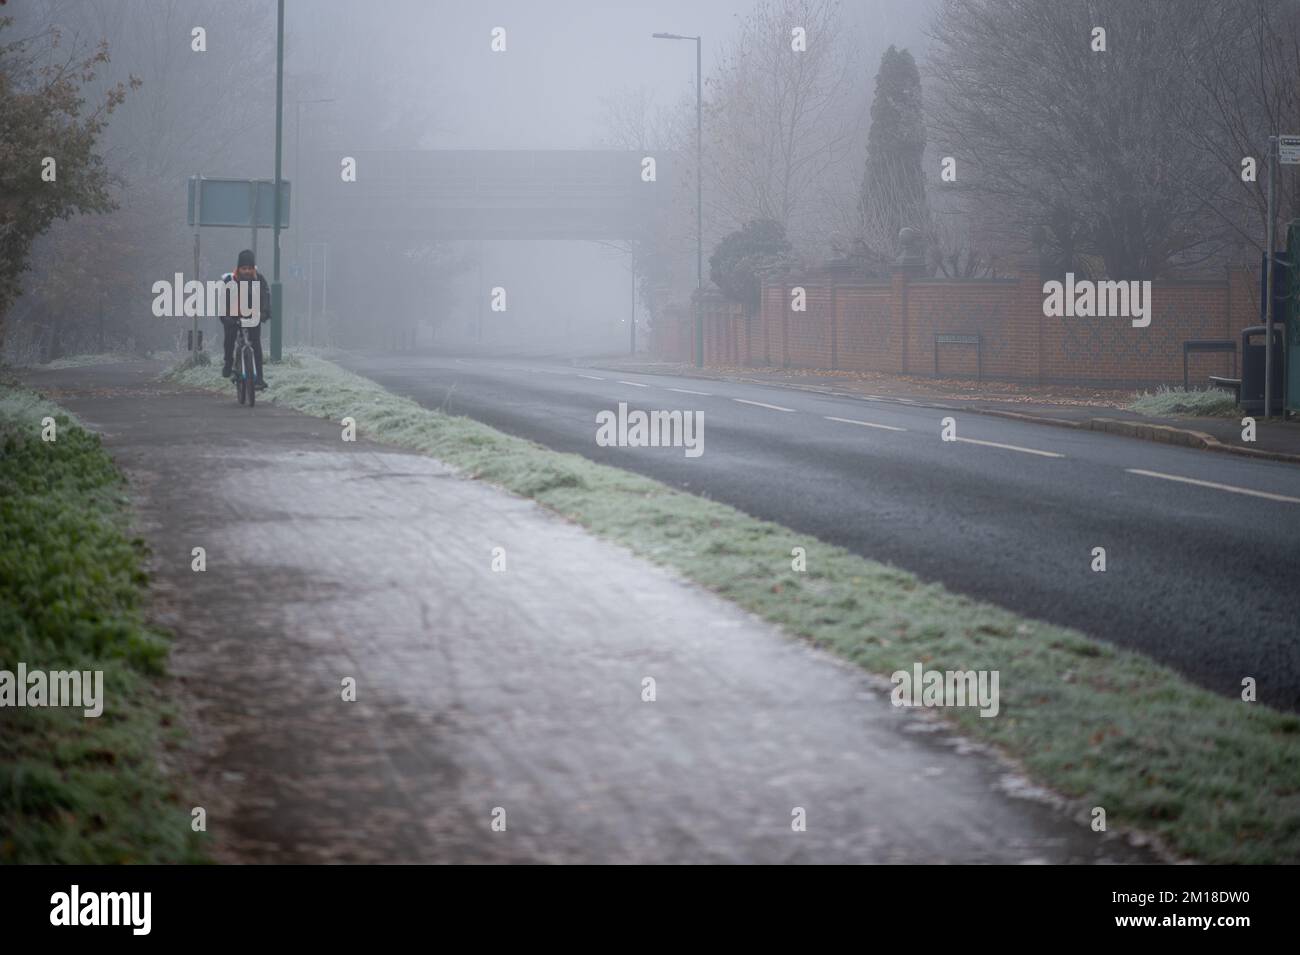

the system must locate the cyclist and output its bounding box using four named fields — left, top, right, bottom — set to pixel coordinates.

left=219, top=249, right=272, bottom=389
